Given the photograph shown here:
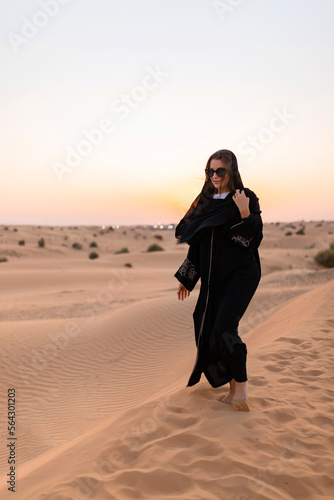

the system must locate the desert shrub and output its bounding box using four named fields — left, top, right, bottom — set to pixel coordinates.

left=89, top=241, right=98, bottom=248
left=108, top=226, right=114, bottom=232
left=154, top=234, right=163, bottom=240
left=314, top=246, right=334, bottom=268
left=0, top=258, right=8, bottom=263
left=4, top=227, right=9, bottom=230
left=115, top=247, right=129, bottom=254
left=89, top=252, right=99, bottom=260
left=147, top=243, right=164, bottom=252
left=18, top=240, right=25, bottom=246
left=285, top=232, right=293, bottom=236
left=93, top=234, right=97, bottom=237
left=38, top=238, right=45, bottom=248
left=64, top=235, right=68, bottom=241
left=296, top=227, right=305, bottom=235
left=13, top=228, right=18, bottom=232
left=72, top=242, right=83, bottom=250
left=124, top=262, right=132, bottom=267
